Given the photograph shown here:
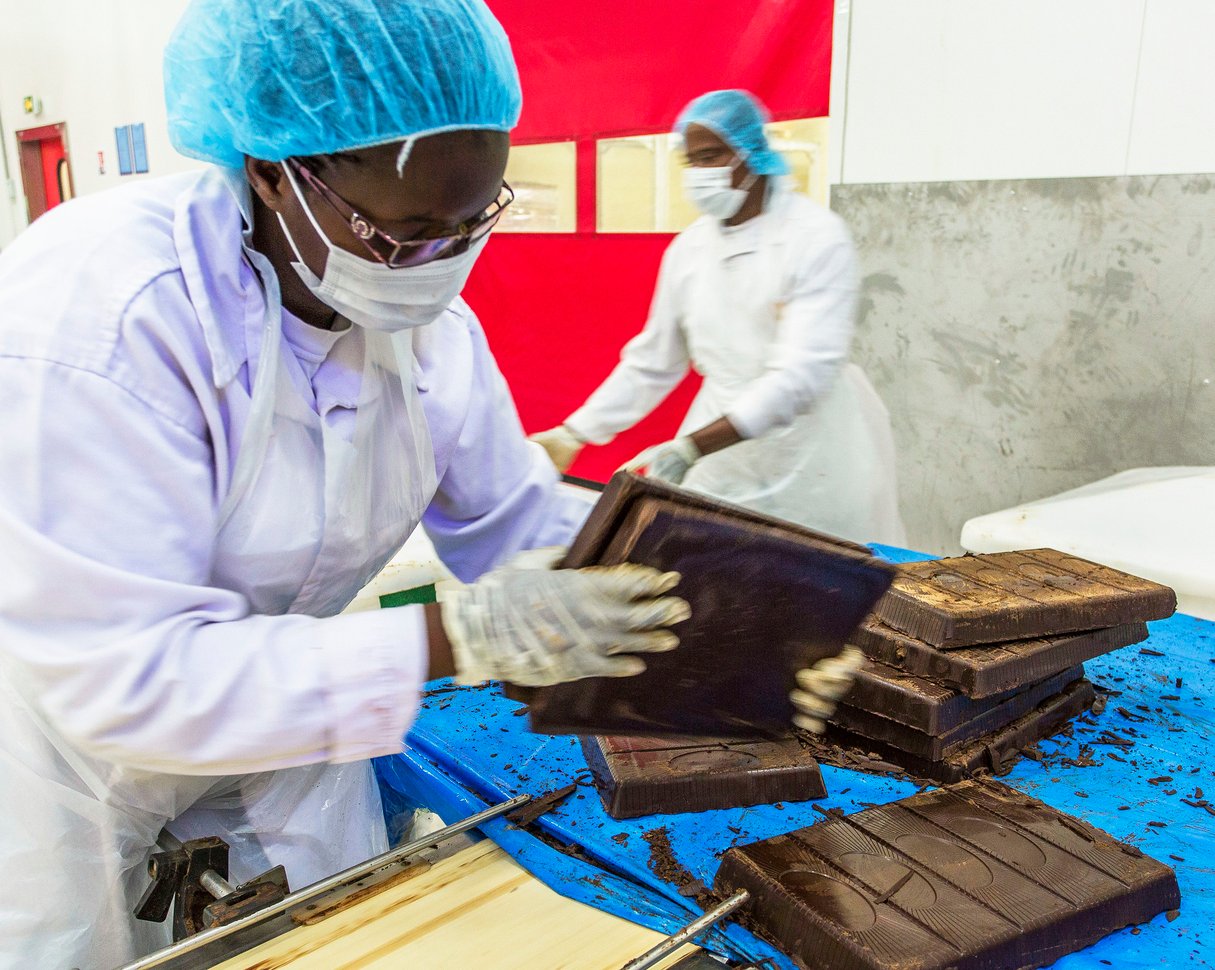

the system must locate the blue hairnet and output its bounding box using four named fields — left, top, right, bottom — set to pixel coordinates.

left=674, top=90, right=790, bottom=177
left=164, top=0, right=522, bottom=167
